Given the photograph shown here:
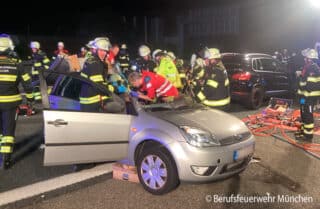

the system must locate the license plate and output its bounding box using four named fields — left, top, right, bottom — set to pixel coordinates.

left=233, top=144, right=254, bottom=161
